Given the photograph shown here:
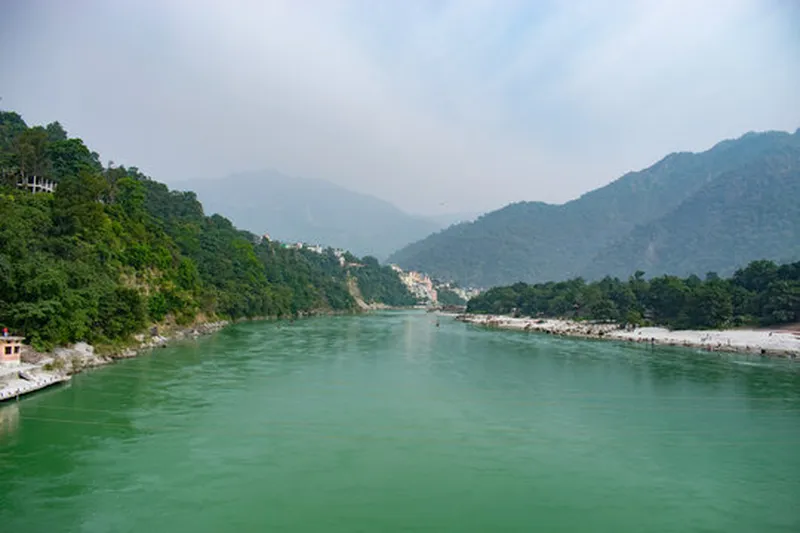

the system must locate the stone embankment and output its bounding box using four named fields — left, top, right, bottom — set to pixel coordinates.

left=0, top=366, right=70, bottom=402
left=18, top=321, right=230, bottom=376
left=457, top=314, right=800, bottom=358
left=1, top=320, right=230, bottom=402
